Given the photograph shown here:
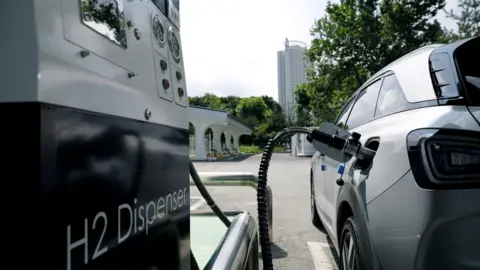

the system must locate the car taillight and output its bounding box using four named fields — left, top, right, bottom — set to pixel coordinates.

left=407, top=128, right=480, bottom=189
